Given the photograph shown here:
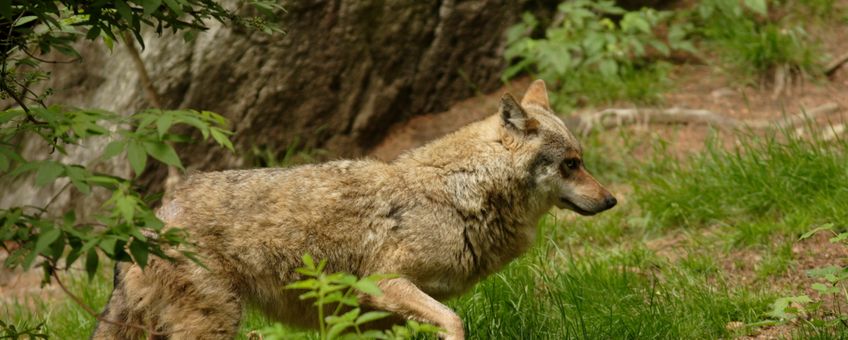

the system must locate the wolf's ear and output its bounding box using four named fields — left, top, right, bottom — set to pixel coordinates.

left=500, top=93, right=539, bottom=133
left=521, top=79, right=550, bottom=109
